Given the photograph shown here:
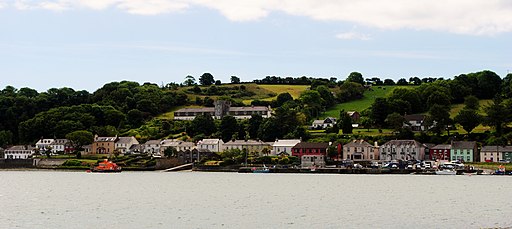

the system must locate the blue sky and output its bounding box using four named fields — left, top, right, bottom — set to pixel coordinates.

left=1, top=0, right=511, bottom=92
